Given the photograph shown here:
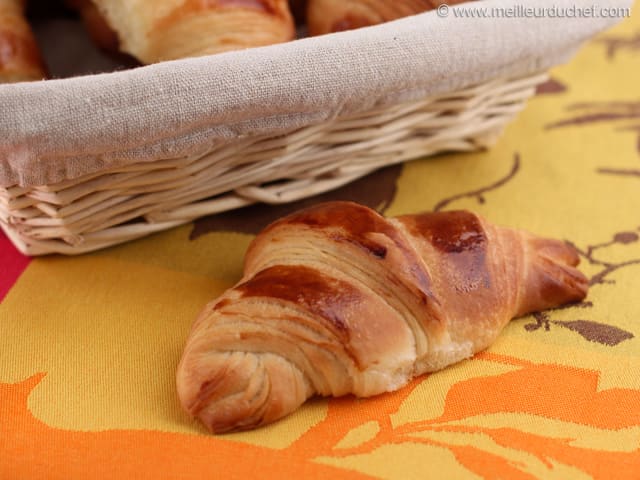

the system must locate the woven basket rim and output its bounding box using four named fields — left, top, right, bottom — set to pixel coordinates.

left=0, top=0, right=631, bottom=189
